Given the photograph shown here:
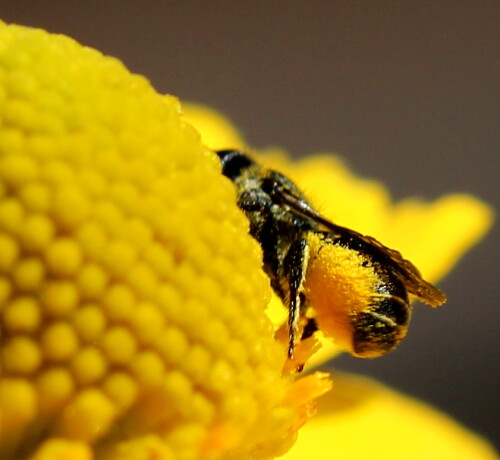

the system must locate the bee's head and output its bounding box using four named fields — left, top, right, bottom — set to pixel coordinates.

left=304, top=232, right=411, bottom=358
